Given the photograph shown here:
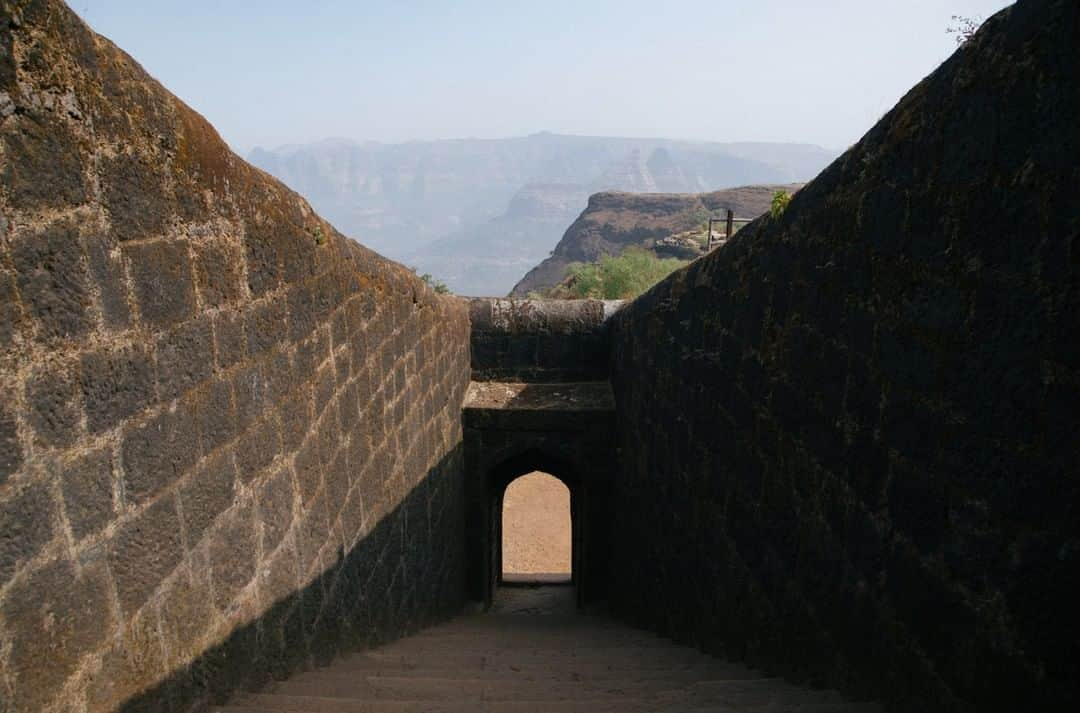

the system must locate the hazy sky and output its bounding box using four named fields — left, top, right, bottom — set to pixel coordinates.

left=73, top=0, right=1011, bottom=153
